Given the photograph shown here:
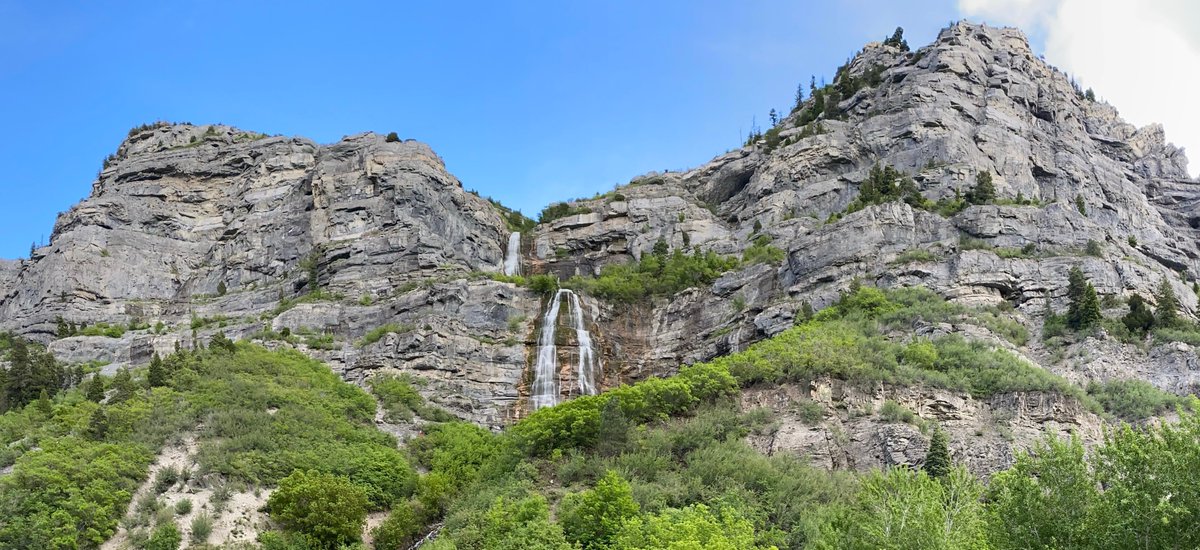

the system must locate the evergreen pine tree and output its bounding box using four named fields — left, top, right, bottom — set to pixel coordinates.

left=110, top=368, right=136, bottom=403
left=85, top=408, right=108, bottom=441
left=1122, top=294, right=1155, bottom=335
left=35, top=389, right=52, bottom=416
left=924, top=426, right=951, bottom=479
left=652, top=238, right=669, bottom=258
left=3, top=338, right=33, bottom=408
left=1066, top=266, right=1088, bottom=329
left=1076, top=284, right=1102, bottom=331
left=217, top=281, right=227, bottom=296
left=1155, top=279, right=1179, bottom=328
left=55, top=316, right=69, bottom=338
left=147, top=353, right=167, bottom=388
left=85, top=376, right=105, bottom=403
left=967, top=171, right=996, bottom=205
left=596, top=398, right=631, bottom=458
